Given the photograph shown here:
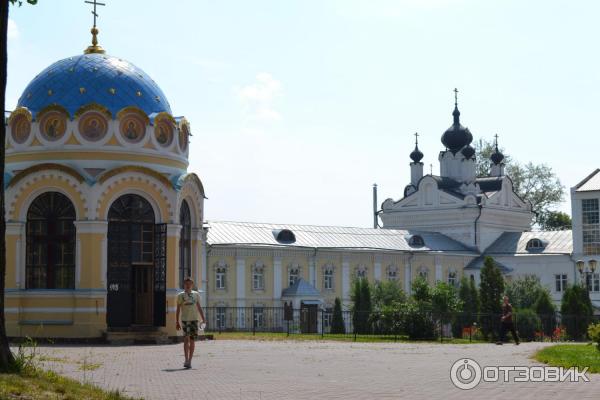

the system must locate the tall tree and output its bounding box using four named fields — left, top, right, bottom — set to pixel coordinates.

left=560, top=284, right=593, bottom=341
left=539, top=211, right=572, bottom=231
left=504, top=275, right=546, bottom=309
left=479, top=256, right=505, bottom=340
left=330, top=297, right=346, bottom=334
left=1, top=0, right=38, bottom=372
left=474, top=139, right=565, bottom=225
